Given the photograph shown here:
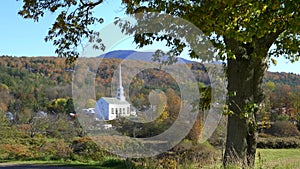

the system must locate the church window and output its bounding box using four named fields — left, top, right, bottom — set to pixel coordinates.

left=123, top=108, right=125, bottom=114
left=111, top=108, right=114, bottom=114
left=119, top=108, right=122, bottom=114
